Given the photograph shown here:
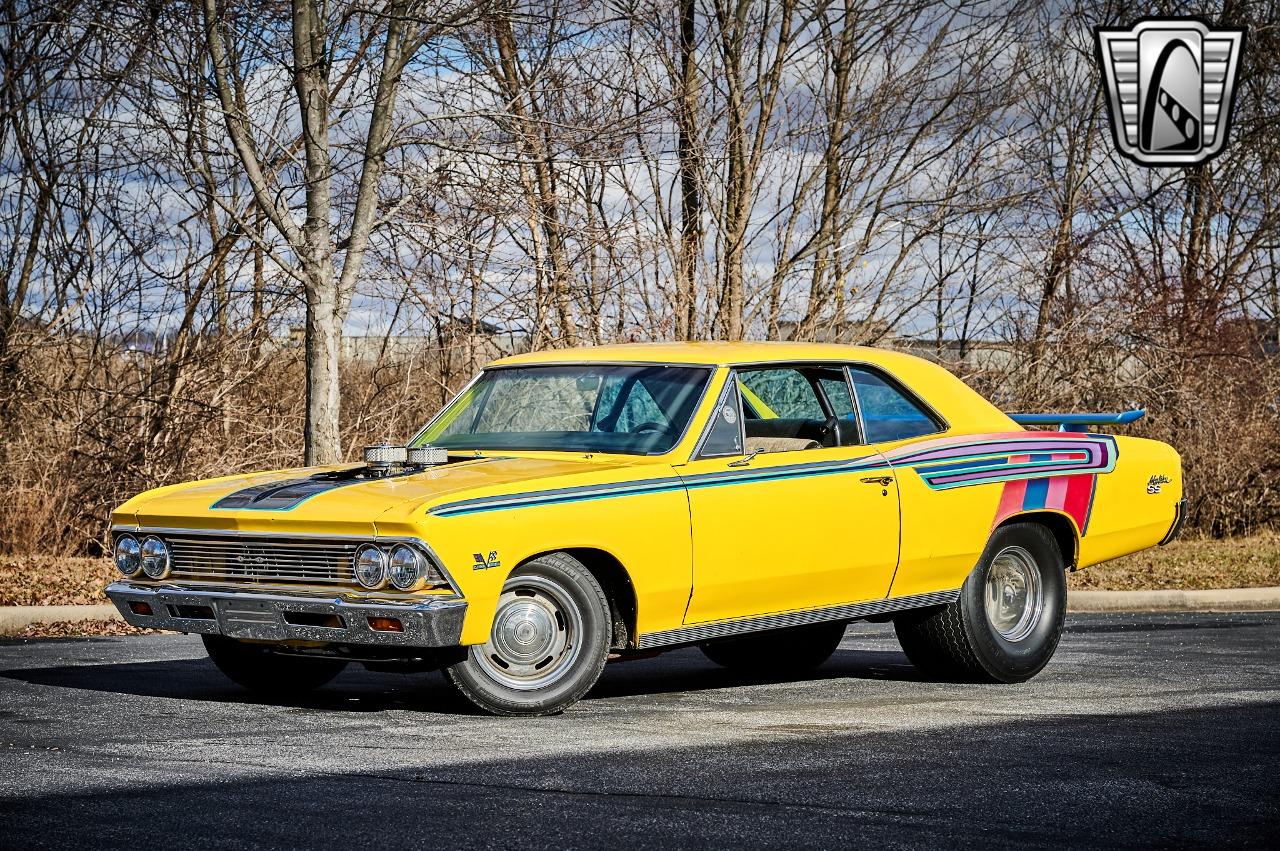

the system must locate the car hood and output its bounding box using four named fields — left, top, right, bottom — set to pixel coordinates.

left=117, top=455, right=641, bottom=537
